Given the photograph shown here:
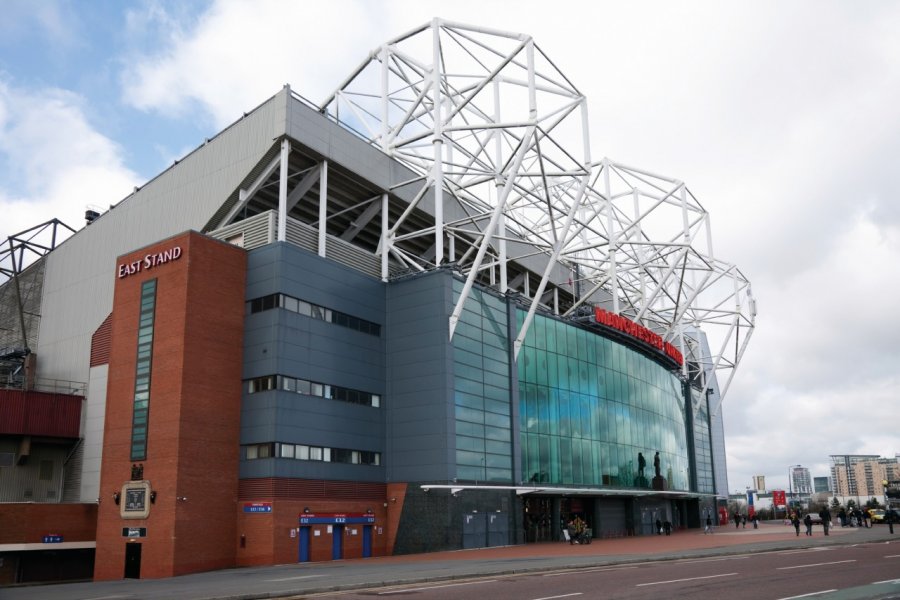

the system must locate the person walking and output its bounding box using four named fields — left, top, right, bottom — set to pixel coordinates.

left=820, top=507, right=831, bottom=536
left=705, top=514, right=713, bottom=534
left=791, top=513, right=801, bottom=536
left=804, top=513, right=813, bottom=536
